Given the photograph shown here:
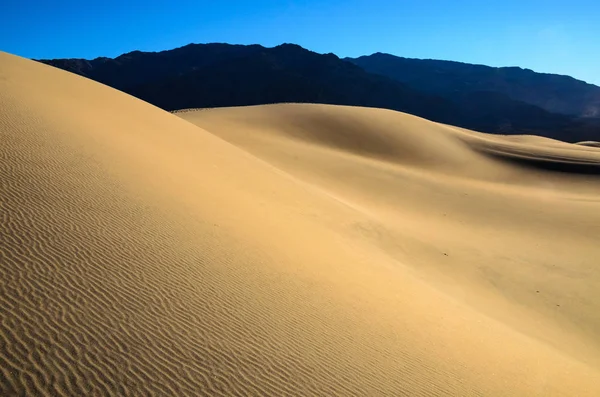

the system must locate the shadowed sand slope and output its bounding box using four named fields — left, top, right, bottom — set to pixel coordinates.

left=576, top=141, right=600, bottom=148
left=1, top=52, right=600, bottom=396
